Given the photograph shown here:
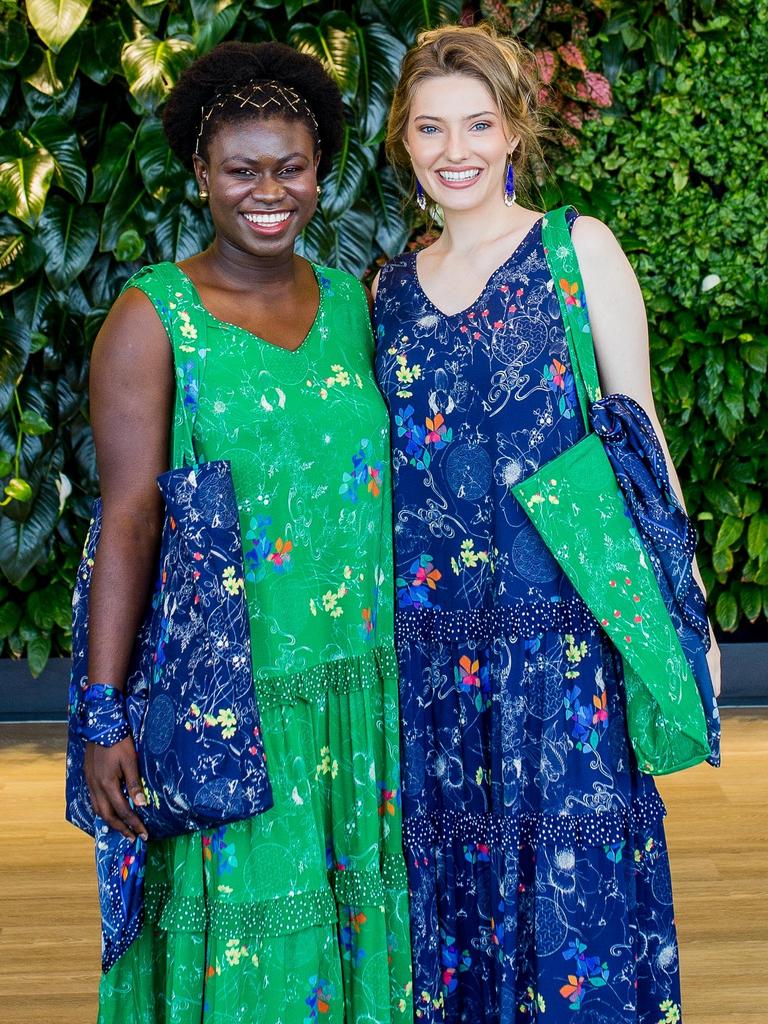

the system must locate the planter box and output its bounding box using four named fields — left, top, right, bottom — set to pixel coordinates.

left=1, top=645, right=766, bottom=722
